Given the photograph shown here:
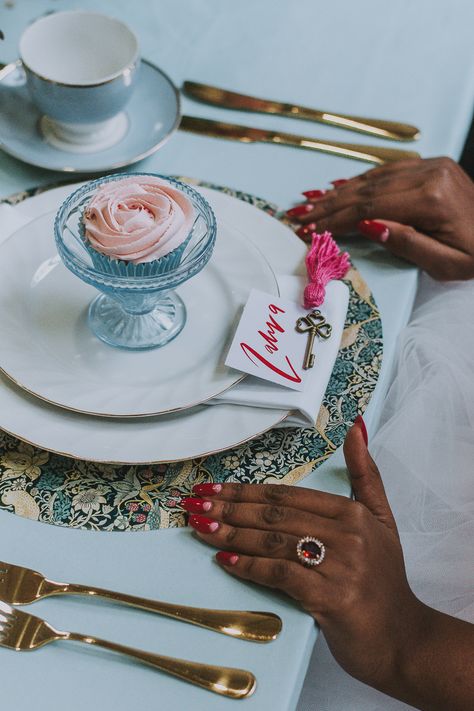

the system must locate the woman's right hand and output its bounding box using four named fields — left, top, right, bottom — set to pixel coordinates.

left=290, top=157, right=474, bottom=281
left=187, top=422, right=424, bottom=698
